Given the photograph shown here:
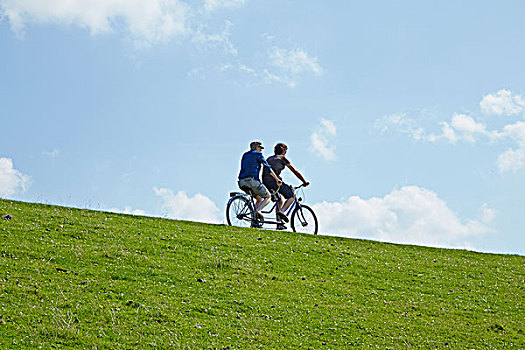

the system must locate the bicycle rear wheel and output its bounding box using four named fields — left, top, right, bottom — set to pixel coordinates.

left=226, top=195, right=254, bottom=228
left=291, top=204, right=318, bottom=235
